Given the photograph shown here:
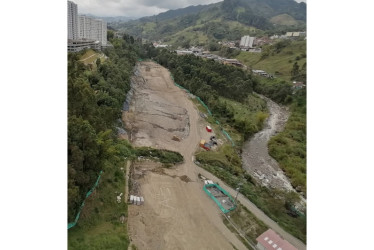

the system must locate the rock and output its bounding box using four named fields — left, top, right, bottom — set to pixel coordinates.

left=172, top=135, right=181, bottom=141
